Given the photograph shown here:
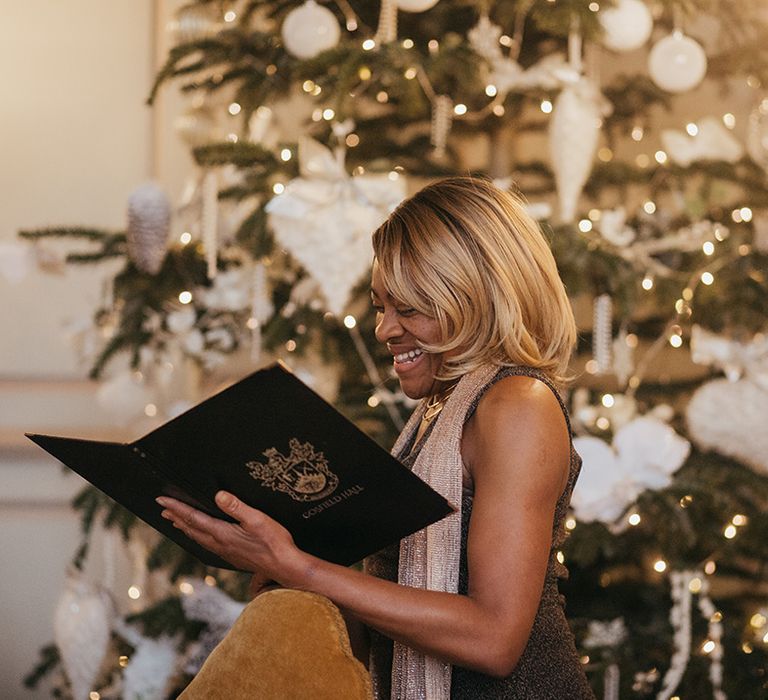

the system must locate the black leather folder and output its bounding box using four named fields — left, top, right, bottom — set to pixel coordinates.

left=26, top=362, right=452, bottom=571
